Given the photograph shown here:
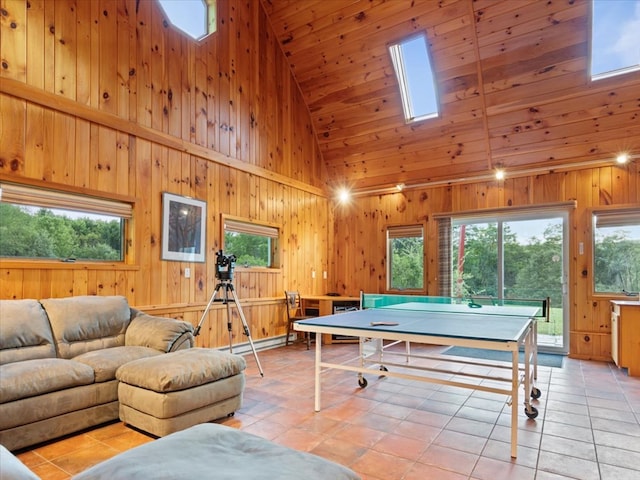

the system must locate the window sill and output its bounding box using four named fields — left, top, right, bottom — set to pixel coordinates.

left=592, top=292, right=640, bottom=301
left=0, top=259, right=139, bottom=271
left=232, top=267, right=281, bottom=274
